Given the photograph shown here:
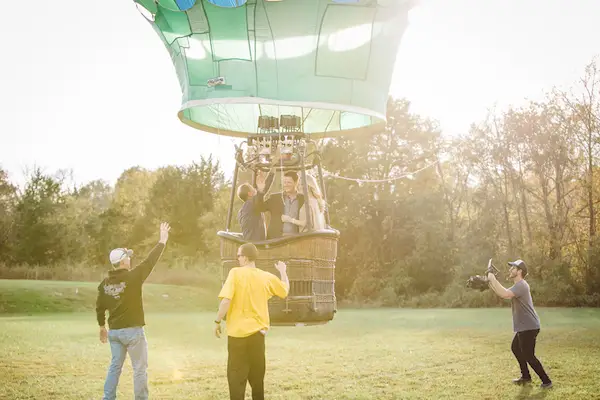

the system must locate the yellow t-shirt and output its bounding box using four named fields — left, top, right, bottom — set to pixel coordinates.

left=218, top=266, right=289, bottom=338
